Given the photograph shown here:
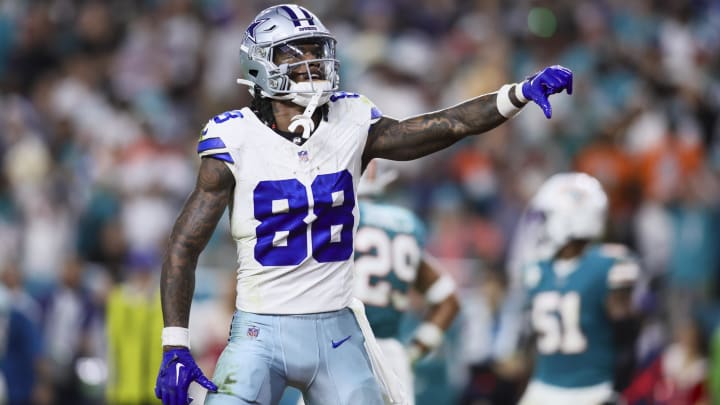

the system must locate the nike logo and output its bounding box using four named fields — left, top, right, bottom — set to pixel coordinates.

left=175, top=363, right=184, bottom=385
left=332, top=335, right=351, bottom=348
